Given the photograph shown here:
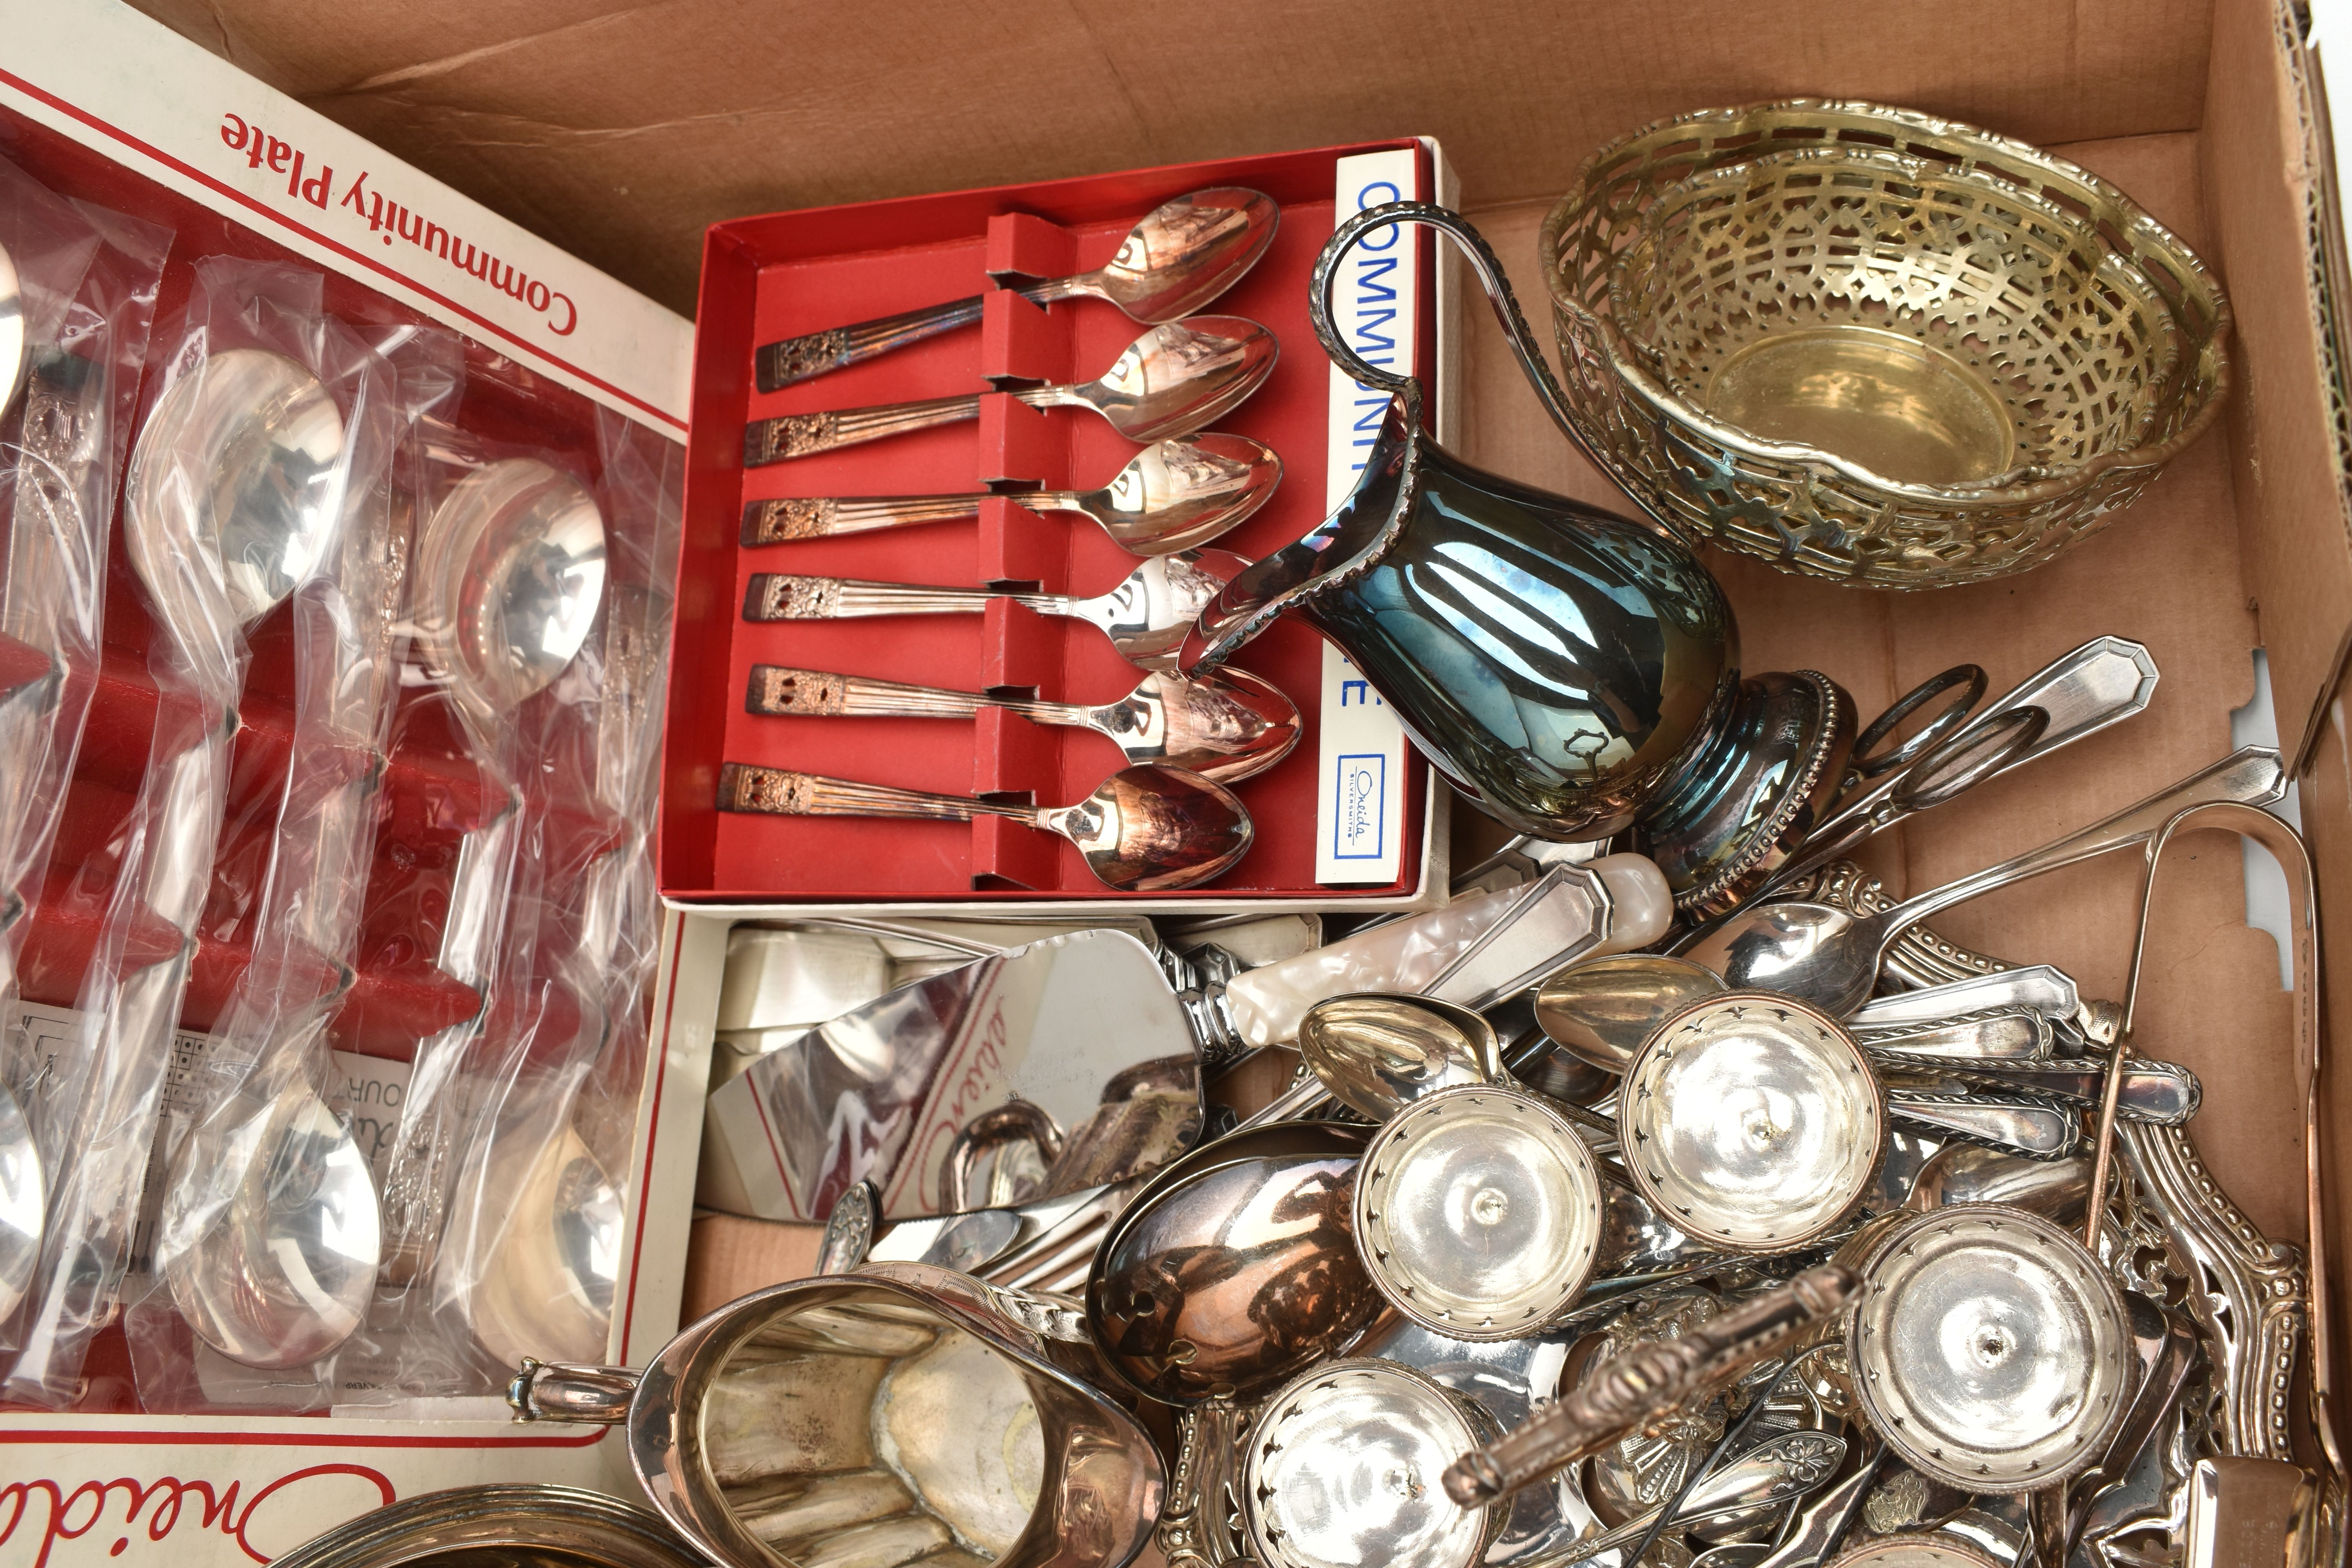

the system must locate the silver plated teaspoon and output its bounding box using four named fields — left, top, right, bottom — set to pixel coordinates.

left=755, top=188, right=1280, bottom=390
left=744, top=548, right=1245, bottom=670
left=1683, top=747, right=2287, bottom=1016
left=740, top=432, right=1282, bottom=555
left=746, top=662, right=1299, bottom=782
left=744, top=317, right=1278, bottom=464
left=716, top=759, right=1253, bottom=892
